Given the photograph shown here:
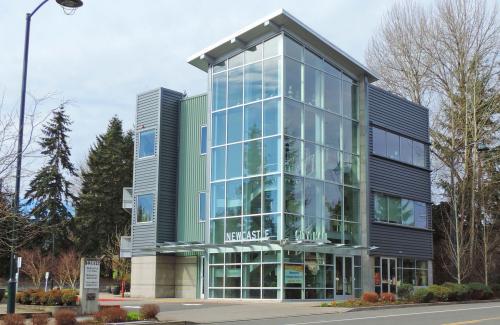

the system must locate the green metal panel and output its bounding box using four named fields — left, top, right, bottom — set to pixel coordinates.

left=177, top=94, right=207, bottom=242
